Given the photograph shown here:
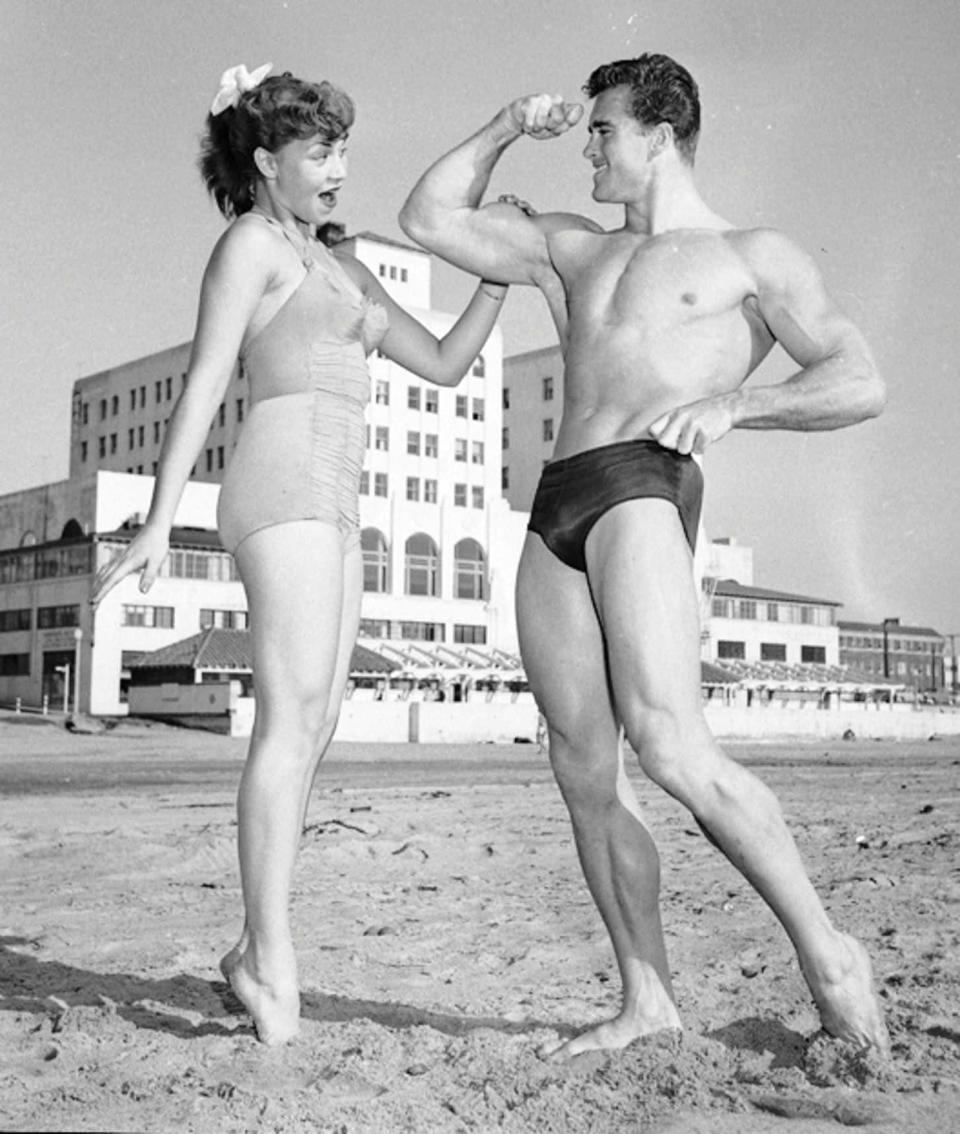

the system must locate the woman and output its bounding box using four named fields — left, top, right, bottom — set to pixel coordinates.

left=91, top=63, right=509, bottom=1044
